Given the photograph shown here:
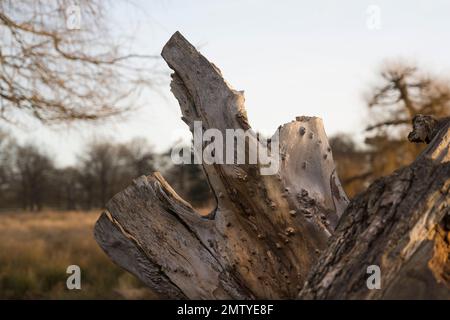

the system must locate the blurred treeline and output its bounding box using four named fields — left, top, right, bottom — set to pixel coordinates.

left=0, top=135, right=213, bottom=211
